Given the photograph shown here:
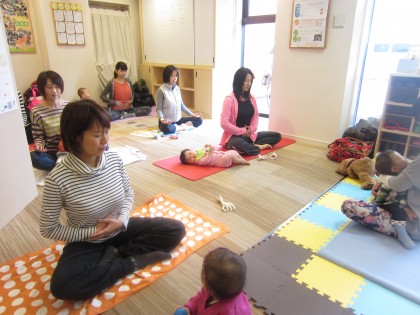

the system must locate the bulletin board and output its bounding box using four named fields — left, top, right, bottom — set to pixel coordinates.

left=51, top=2, right=85, bottom=46
left=1, top=0, right=36, bottom=53
left=290, top=0, right=329, bottom=48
